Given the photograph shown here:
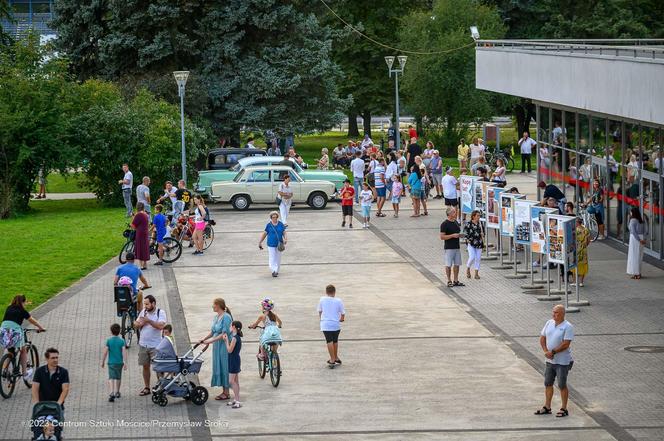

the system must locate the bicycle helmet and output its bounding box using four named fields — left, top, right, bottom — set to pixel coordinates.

left=118, top=276, right=133, bottom=287
left=261, top=298, right=274, bottom=311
